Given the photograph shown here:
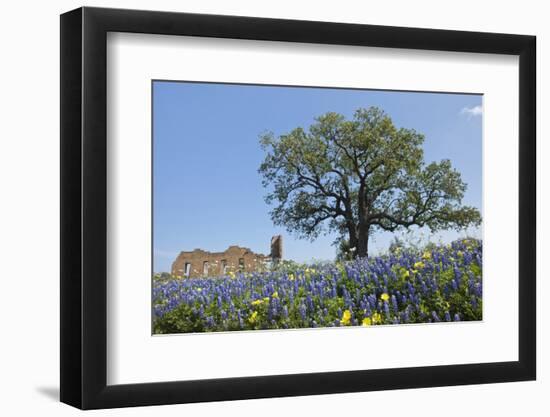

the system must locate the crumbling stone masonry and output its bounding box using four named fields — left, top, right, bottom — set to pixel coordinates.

left=171, top=235, right=283, bottom=278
